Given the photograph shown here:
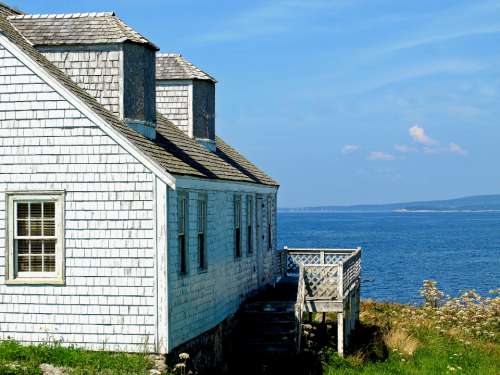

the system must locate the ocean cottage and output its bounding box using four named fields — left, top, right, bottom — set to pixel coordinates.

left=0, top=2, right=361, bottom=361
left=0, top=2, right=279, bottom=353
